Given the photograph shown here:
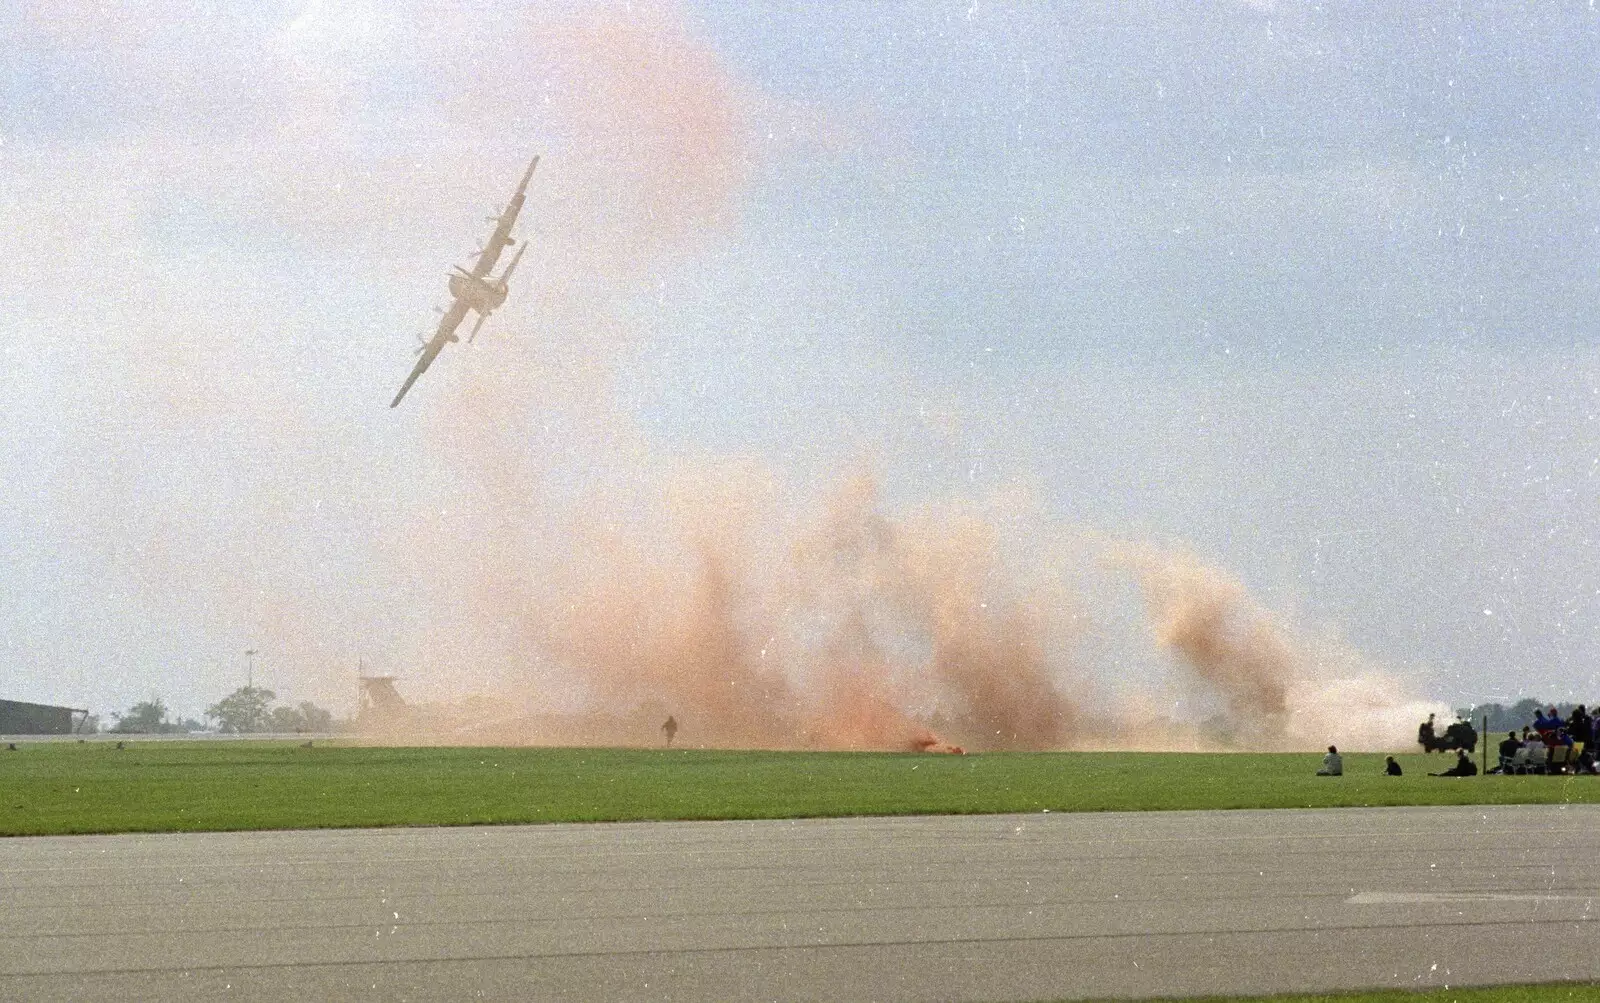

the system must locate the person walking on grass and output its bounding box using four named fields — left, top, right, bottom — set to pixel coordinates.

left=1317, top=745, right=1343, bottom=776
left=661, top=715, right=678, bottom=747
